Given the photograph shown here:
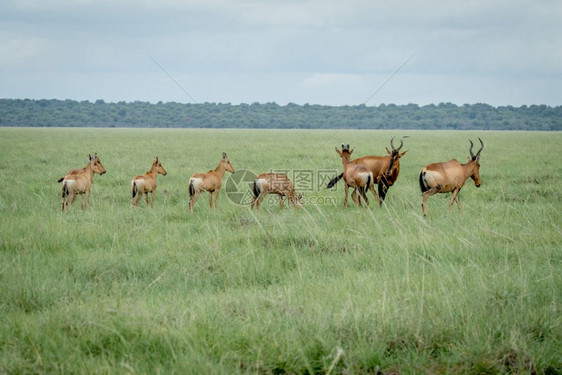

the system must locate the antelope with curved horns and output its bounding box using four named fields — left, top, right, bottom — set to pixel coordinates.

left=188, top=152, right=234, bottom=213
left=250, top=173, right=304, bottom=210
left=379, top=136, right=409, bottom=202
left=327, top=136, right=408, bottom=204
left=57, top=153, right=106, bottom=211
left=131, top=157, right=167, bottom=207
left=419, top=138, right=484, bottom=216
left=335, top=144, right=377, bottom=207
